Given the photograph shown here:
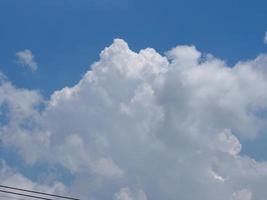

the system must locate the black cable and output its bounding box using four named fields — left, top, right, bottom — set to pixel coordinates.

left=0, top=190, right=55, bottom=200
left=0, top=186, right=79, bottom=200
